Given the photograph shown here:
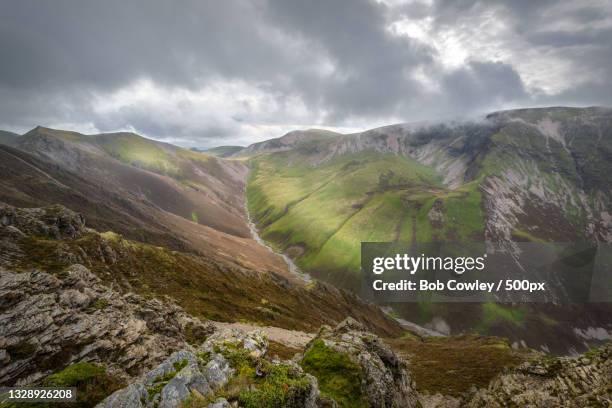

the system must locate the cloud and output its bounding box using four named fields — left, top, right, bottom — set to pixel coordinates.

left=0, top=0, right=610, bottom=147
